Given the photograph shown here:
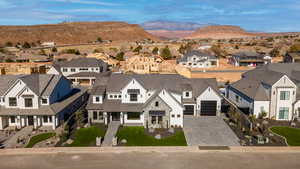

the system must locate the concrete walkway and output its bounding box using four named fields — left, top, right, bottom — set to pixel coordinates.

left=102, top=121, right=120, bottom=147
left=4, top=126, right=33, bottom=148
left=183, top=116, right=240, bottom=146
